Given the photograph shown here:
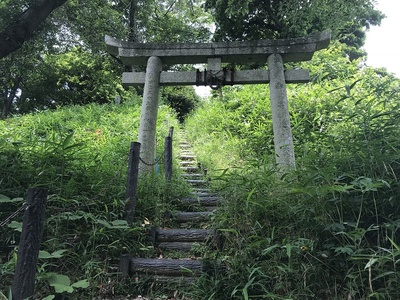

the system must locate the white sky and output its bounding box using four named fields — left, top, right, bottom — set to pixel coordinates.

left=364, top=0, right=400, bottom=77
